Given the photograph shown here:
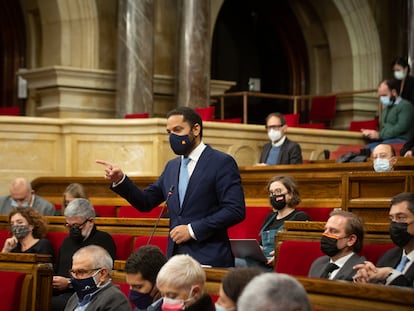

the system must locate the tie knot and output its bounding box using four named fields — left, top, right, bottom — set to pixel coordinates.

left=182, top=157, right=190, bottom=166
left=326, top=263, right=339, bottom=273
